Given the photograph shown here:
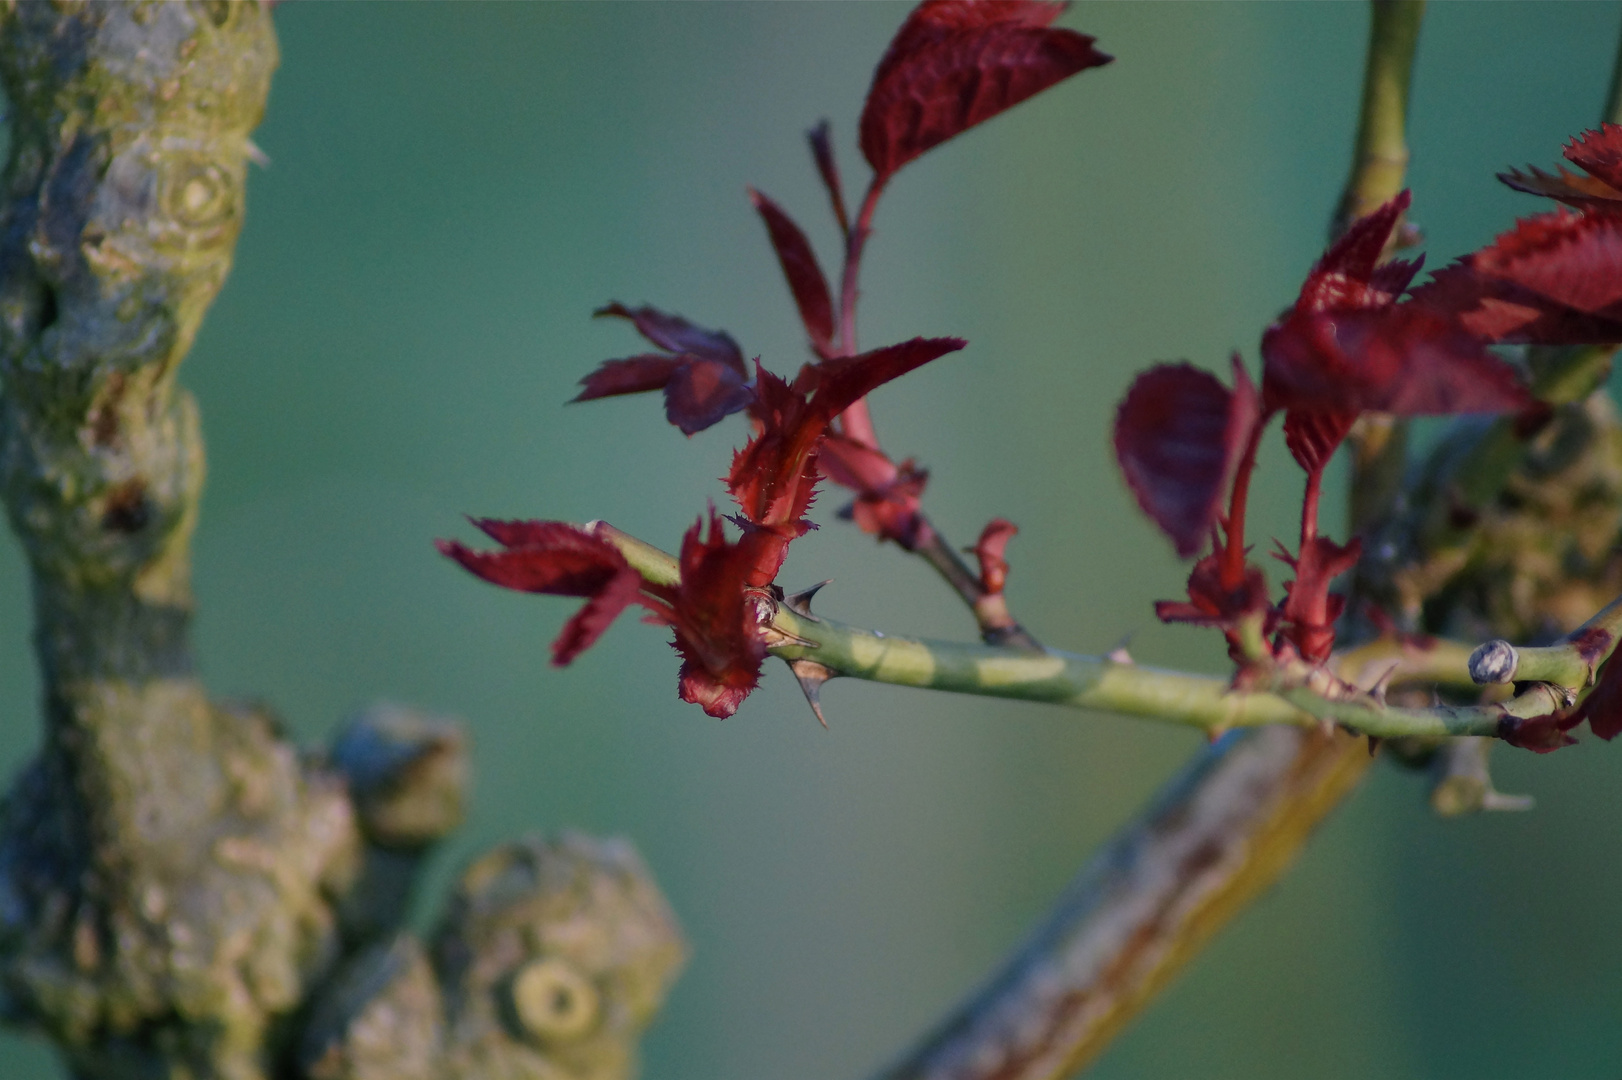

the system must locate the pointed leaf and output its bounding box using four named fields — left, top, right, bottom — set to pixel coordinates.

left=860, top=0, right=1111, bottom=185
left=1296, top=190, right=1413, bottom=313
left=595, top=302, right=746, bottom=374
left=809, top=336, right=966, bottom=419
left=1498, top=163, right=1622, bottom=209
left=572, top=355, right=685, bottom=403
left=749, top=188, right=837, bottom=353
